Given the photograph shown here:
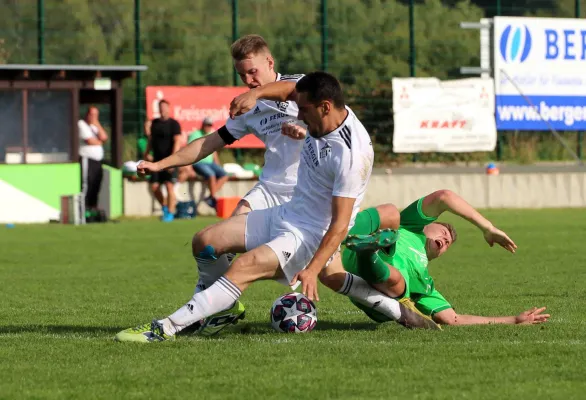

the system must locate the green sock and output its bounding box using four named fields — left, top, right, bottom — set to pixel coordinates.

left=356, top=250, right=391, bottom=284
